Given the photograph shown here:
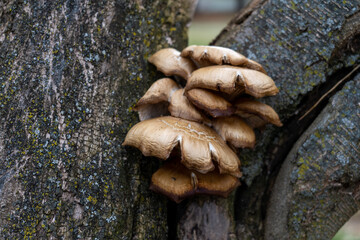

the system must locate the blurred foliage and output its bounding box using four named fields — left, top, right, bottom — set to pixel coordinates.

left=188, top=17, right=231, bottom=45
